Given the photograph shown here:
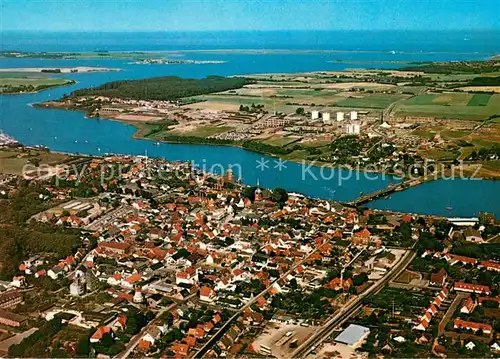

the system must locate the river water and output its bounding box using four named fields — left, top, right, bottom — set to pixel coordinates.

left=1, top=31, right=500, bottom=217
